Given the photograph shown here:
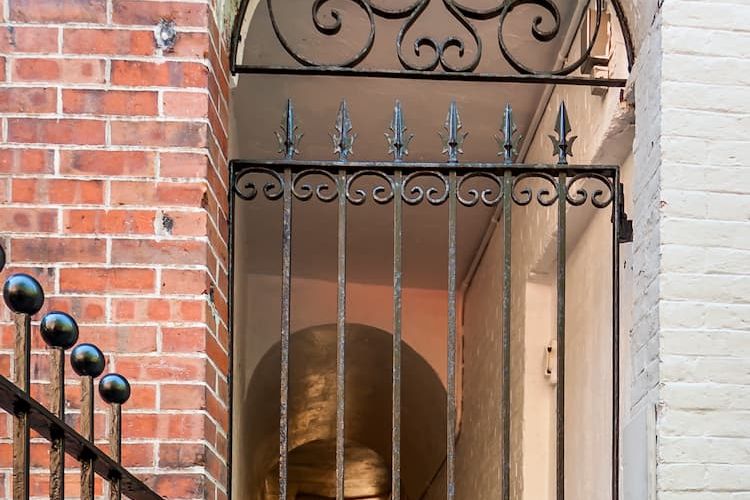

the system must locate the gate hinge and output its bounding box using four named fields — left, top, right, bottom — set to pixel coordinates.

left=616, top=183, right=633, bottom=244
